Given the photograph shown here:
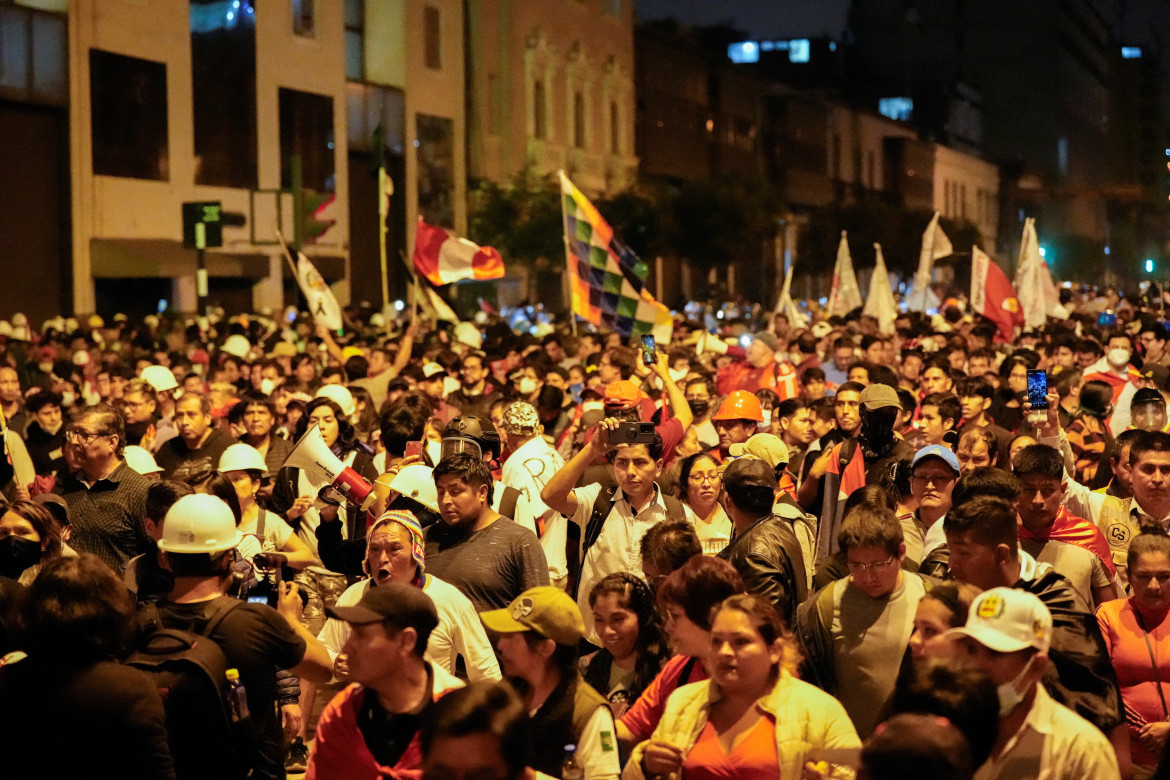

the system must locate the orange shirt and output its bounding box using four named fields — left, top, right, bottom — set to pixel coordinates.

left=683, top=712, right=780, bottom=780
